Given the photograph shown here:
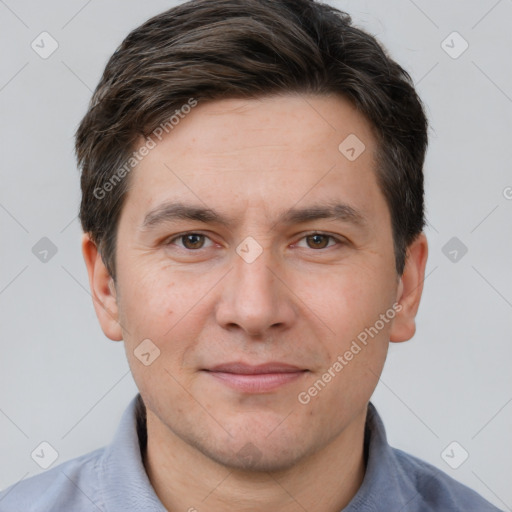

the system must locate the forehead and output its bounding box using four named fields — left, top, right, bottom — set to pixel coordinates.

left=121, top=94, right=385, bottom=225
left=153, top=94, right=375, bottom=163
